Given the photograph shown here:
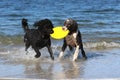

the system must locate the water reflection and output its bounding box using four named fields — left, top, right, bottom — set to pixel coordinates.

left=59, top=60, right=85, bottom=79
left=23, top=59, right=85, bottom=79
left=24, top=61, right=54, bottom=79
